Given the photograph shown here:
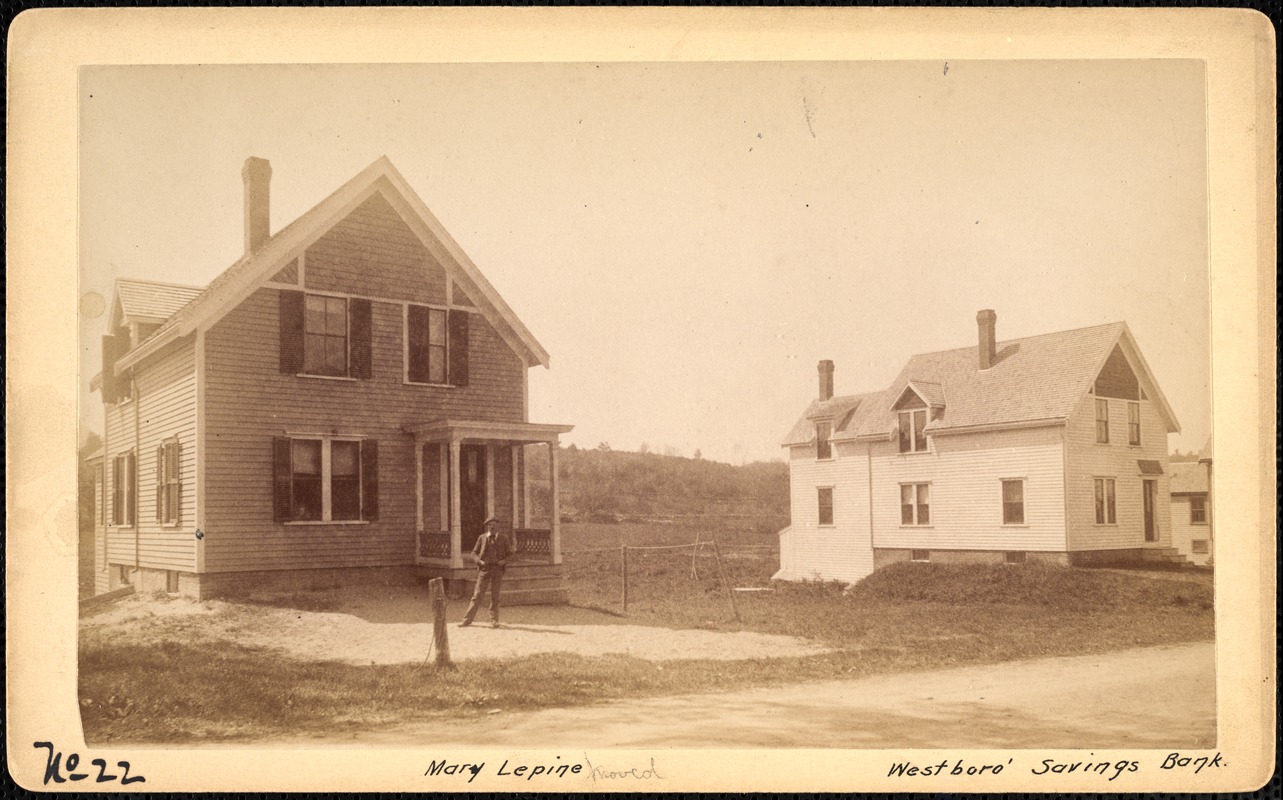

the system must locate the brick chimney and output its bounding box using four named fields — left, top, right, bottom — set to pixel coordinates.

left=818, top=359, right=834, bottom=401
left=242, top=157, right=272, bottom=255
left=977, top=309, right=997, bottom=370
